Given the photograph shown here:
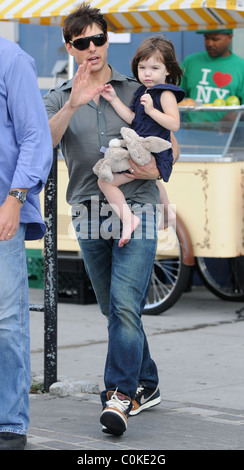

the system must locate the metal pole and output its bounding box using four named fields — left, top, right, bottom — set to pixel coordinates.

left=43, top=148, right=58, bottom=391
